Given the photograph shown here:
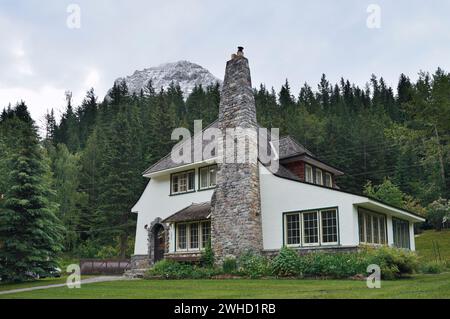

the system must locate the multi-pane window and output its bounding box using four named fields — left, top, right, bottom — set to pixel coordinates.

left=315, top=169, right=323, bottom=185
left=176, top=221, right=211, bottom=251
left=321, top=210, right=338, bottom=244
left=303, top=212, right=319, bottom=245
left=305, top=165, right=313, bottom=183
left=358, top=209, right=387, bottom=245
left=286, top=214, right=301, bottom=245
left=285, top=208, right=338, bottom=247
left=393, top=218, right=410, bottom=249
left=177, top=224, right=187, bottom=250
left=199, top=165, right=217, bottom=190
left=201, top=221, right=211, bottom=248
left=325, top=173, right=333, bottom=188
left=171, top=170, right=195, bottom=194
left=190, top=223, right=199, bottom=249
